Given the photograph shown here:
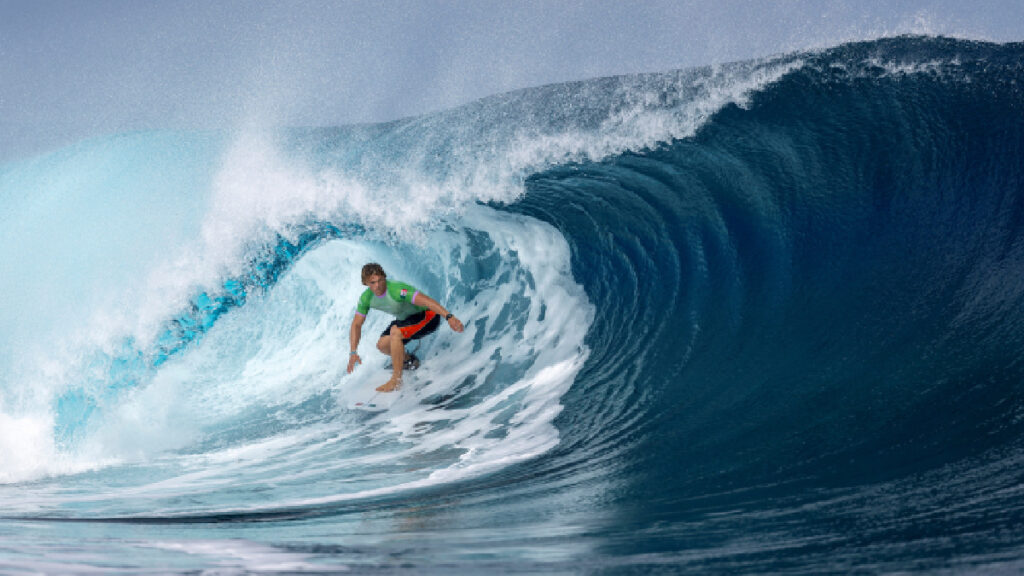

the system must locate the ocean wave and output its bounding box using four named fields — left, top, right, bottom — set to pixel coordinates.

left=1, top=35, right=1023, bottom=573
